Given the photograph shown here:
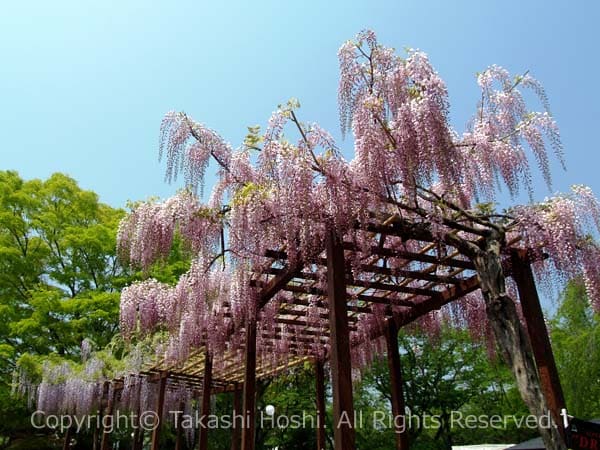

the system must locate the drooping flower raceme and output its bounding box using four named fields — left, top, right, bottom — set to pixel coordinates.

left=513, top=185, right=600, bottom=311
left=117, top=190, right=221, bottom=270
